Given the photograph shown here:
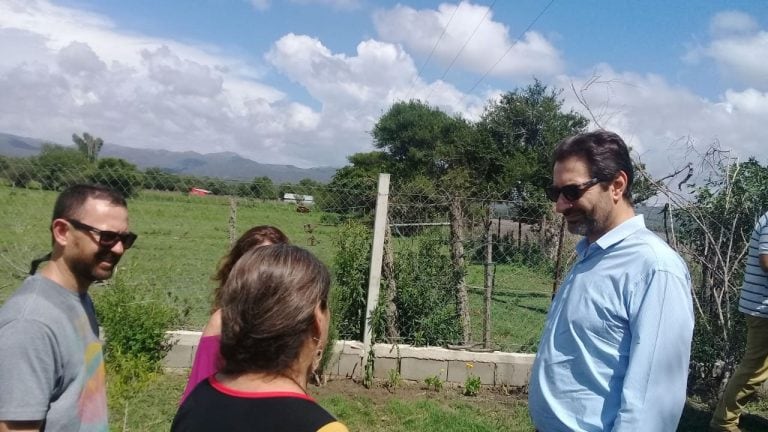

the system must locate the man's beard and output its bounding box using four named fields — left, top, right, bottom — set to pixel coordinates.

left=564, top=210, right=597, bottom=238
left=72, top=249, right=121, bottom=283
